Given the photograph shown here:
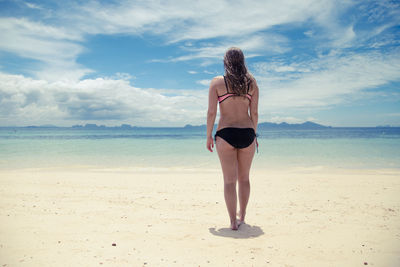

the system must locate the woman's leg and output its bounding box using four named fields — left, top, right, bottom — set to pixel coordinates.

left=215, top=136, right=239, bottom=230
left=237, top=139, right=256, bottom=222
